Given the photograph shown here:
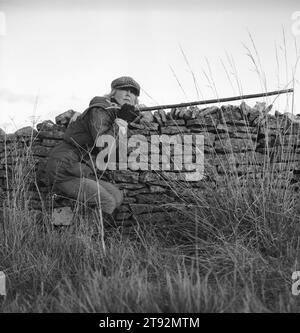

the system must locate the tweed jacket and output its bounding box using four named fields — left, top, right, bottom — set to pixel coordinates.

left=45, top=97, right=119, bottom=184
